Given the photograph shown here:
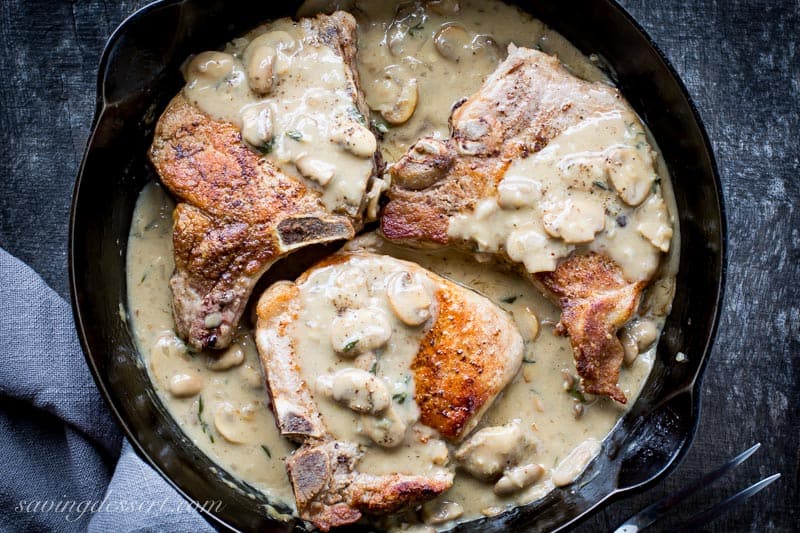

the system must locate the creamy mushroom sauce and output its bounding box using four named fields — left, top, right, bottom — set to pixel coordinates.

left=127, top=0, right=680, bottom=530
left=281, top=254, right=452, bottom=477
left=183, top=18, right=376, bottom=214
left=447, top=101, right=673, bottom=282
